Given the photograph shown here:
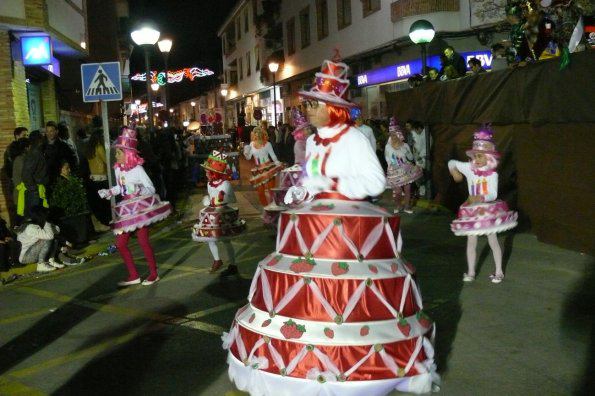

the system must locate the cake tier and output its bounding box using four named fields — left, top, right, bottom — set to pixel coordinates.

left=248, top=263, right=422, bottom=323
left=451, top=199, right=518, bottom=236
left=250, top=162, right=284, bottom=187
left=386, top=163, right=423, bottom=188
left=112, top=194, right=171, bottom=235
left=224, top=316, right=435, bottom=383
left=192, top=205, right=246, bottom=241
left=277, top=200, right=400, bottom=260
